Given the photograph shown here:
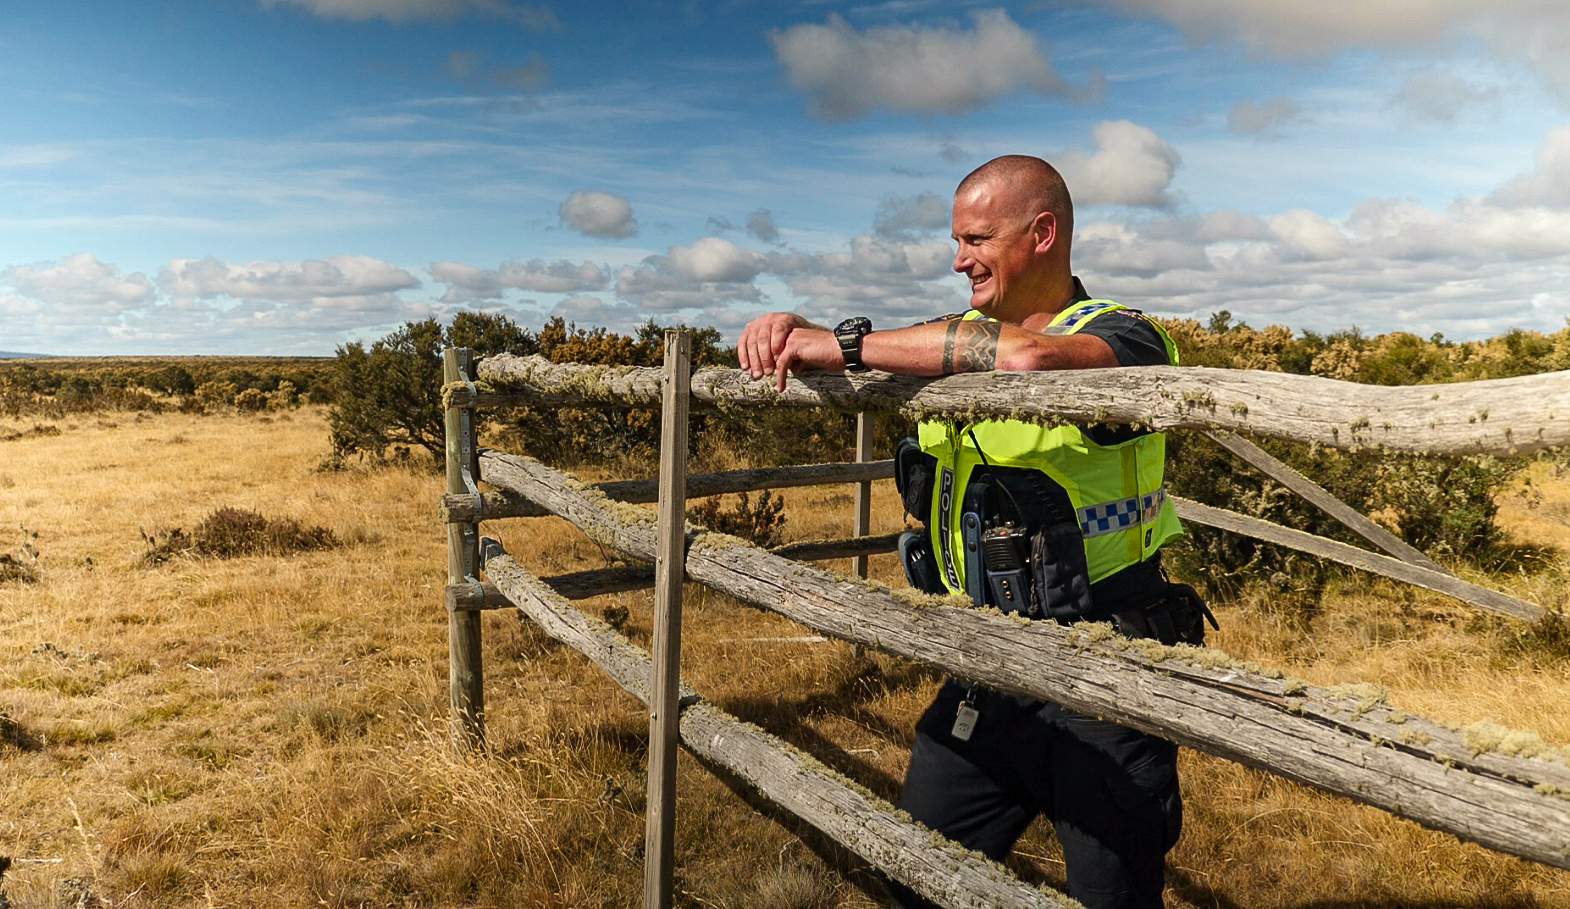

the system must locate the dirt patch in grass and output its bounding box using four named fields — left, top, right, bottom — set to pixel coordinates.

left=140, top=506, right=339, bottom=566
